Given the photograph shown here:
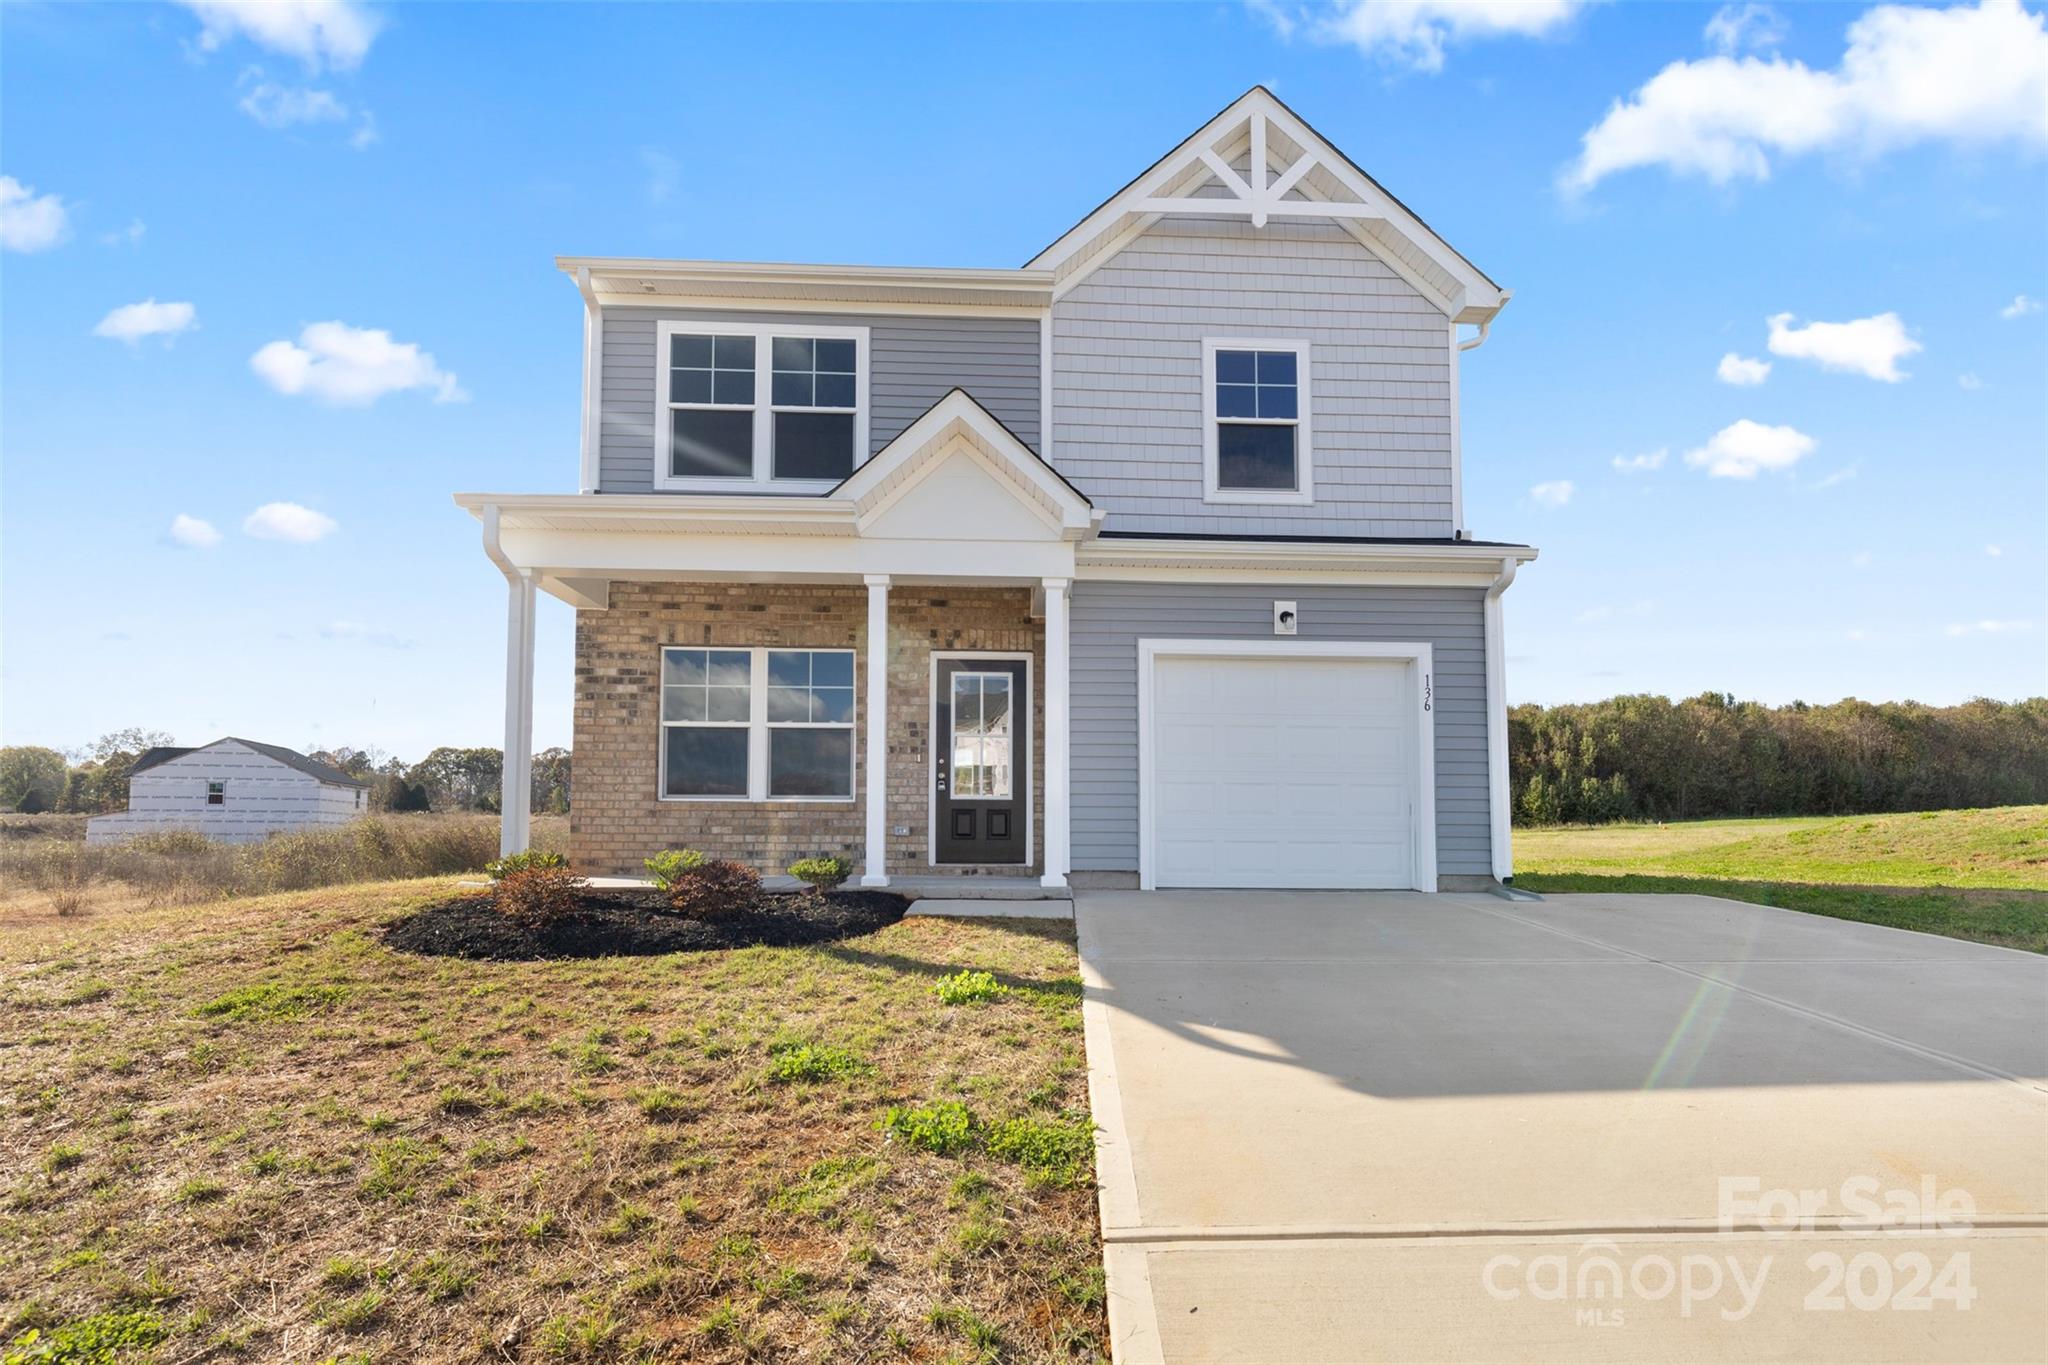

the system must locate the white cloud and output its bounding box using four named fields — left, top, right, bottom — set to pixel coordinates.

left=1945, top=618, right=2036, bottom=636
left=169, top=514, right=222, bottom=548
left=94, top=299, right=197, bottom=345
left=244, top=502, right=338, bottom=542
left=1256, top=0, right=1591, bottom=73
left=235, top=67, right=376, bottom=147
left=1683, top=418, right=1815, bottom=478
left=178, top=0, right=380, bottom=71
left=2001, top=293, right=2042, bottom=318
left=250, top=321, right=465, bottom=405
left=1958, top=372, right=1984, bottom=390
left=1563, top=0, right=2048, bottom=192
left=1815, top=465, right=1859, bottom=489
left=1612, top=448, right=1667, bottom=473
left=99, top=219, right=146, bottom=247
left=1530, top=479, right=1576, bottom=507
left=1716, top=352, right=1772, bottom=385
left=1706, top=2, right=1787, bottom=53
left=0, top=175, right=71, bottom=252
left=1985, top=544, right=2003, bottom=556
left=237, top=73, right=349, bottom=128
left=1766, top=311, right=1921, bottom=381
